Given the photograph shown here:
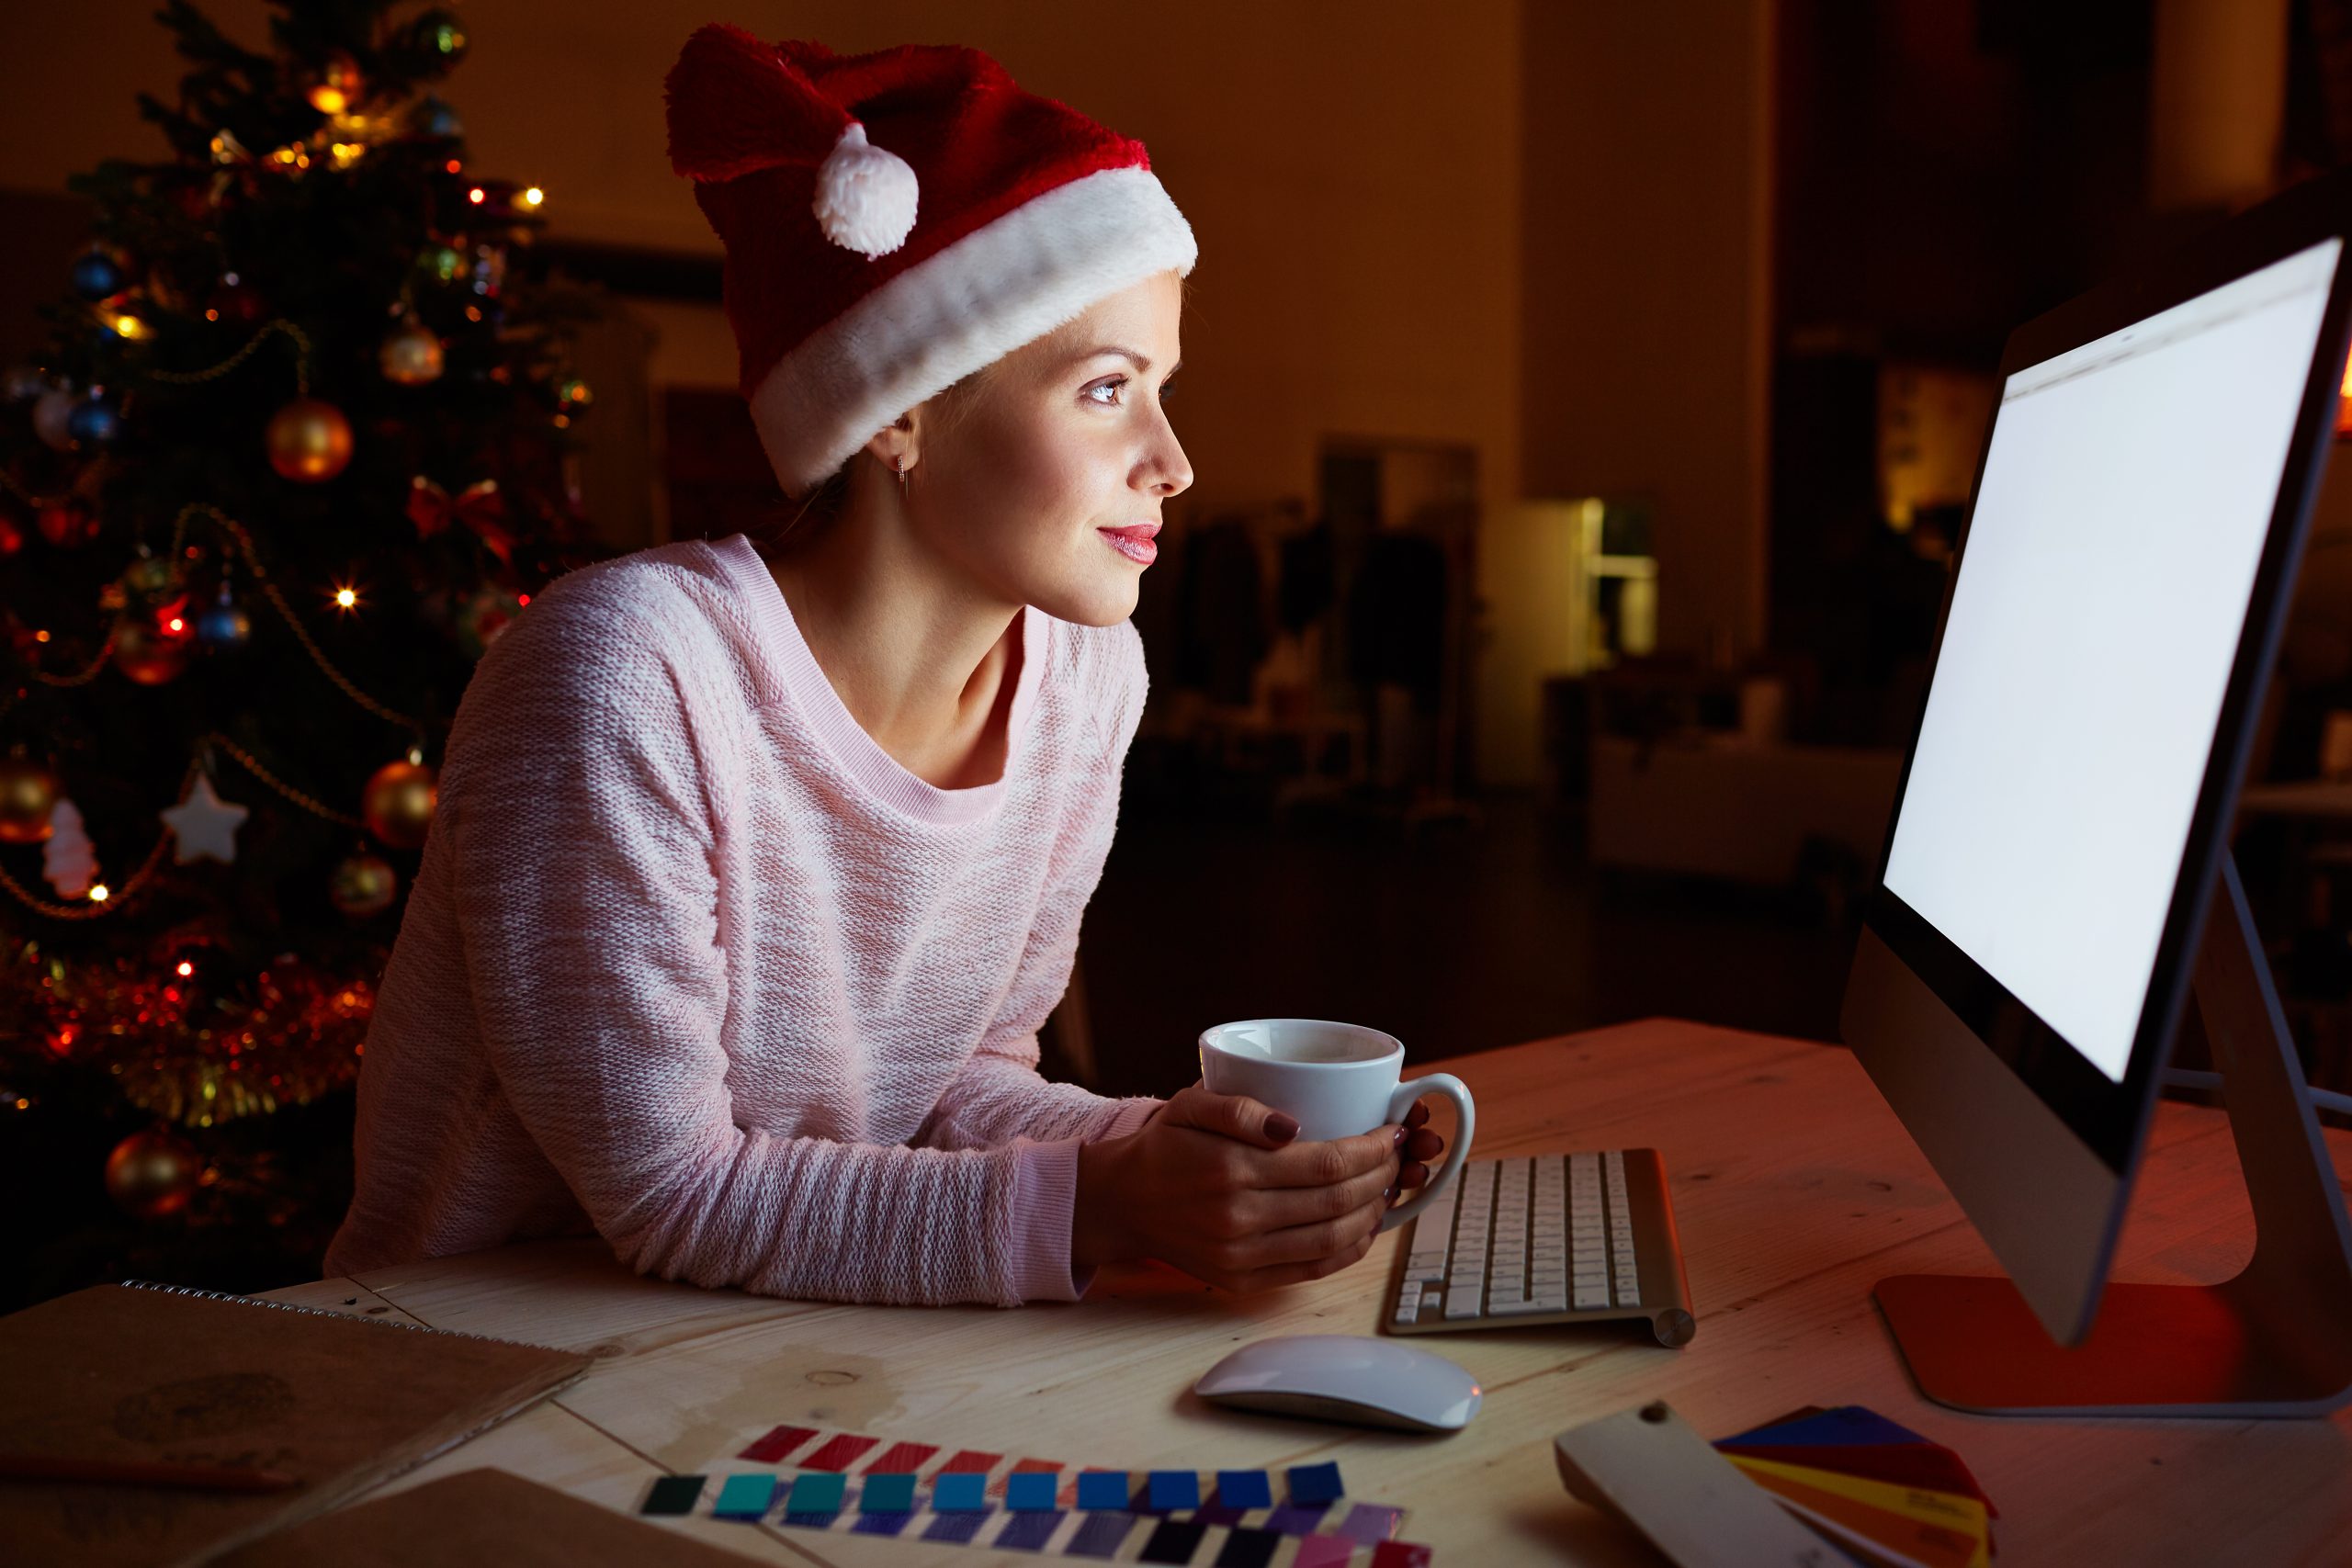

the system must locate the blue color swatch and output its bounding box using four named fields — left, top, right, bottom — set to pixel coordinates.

left=852, top=1507, right=916, bottom=1538
left=712, top=1473, right=775, bottom=1519
left=1006, top=1471, right=1060, bottom=1511
left=1215, top=1470, right=1274, bottom=1509
left=1724, top=1405, right=1929, bottom=1449
left=1067, top=1511, right=1139, bottom=1557
left=932, top=1472, right=988, bottom=1512
left=923, top=1509, right=989, bottom=1542
left=1286, top=1461, right=1345, bottom=1505
left=1077, top=1471, right=1135, bottom=1510
left=995, top=1507, right=1066, bottom=1549
left=784, top=1472, right=845, bottom=1517
left=859, top=1472, right=917, bottom=1513
left=1147, top=1470, right=1202, bottom=1511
